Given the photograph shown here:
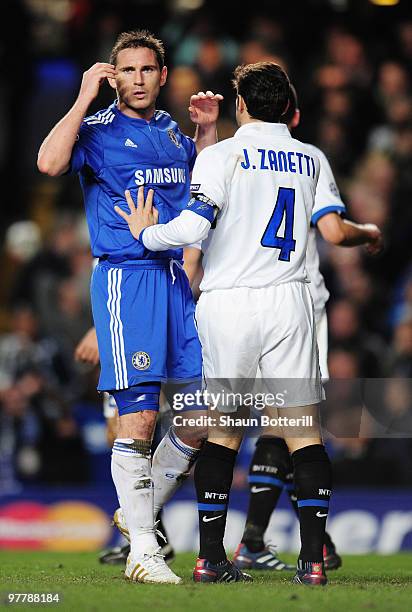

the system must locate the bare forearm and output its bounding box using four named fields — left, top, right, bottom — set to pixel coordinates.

left=340, top=220, right=378, bottom=246
left=38, top=62, right=116, bottom=176
left=183, top=246, right=202, bottom=285
left=37, top=97, right=91, bottom=176
left=194, top=124, right=218, bottom=155
left=318, top=213, right=380, bottom=246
